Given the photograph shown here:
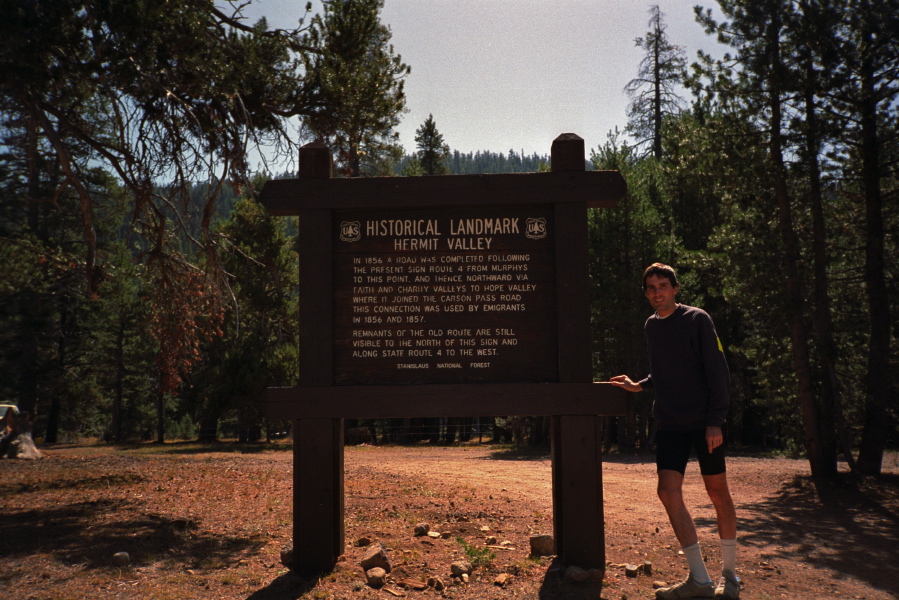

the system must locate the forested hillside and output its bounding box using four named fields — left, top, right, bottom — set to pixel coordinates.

left=395, top=149, right=557, bottom=175
left=1, top=0, right=895, bottom=476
